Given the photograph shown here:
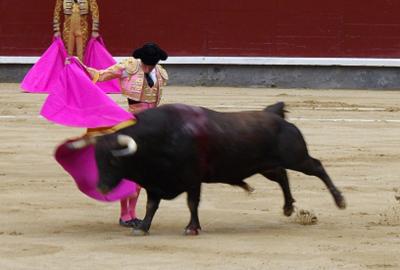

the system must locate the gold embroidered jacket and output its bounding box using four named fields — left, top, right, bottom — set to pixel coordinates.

left=87, top=58, right=169, bottom=104
left=53, top=0, right=99, bottom=32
